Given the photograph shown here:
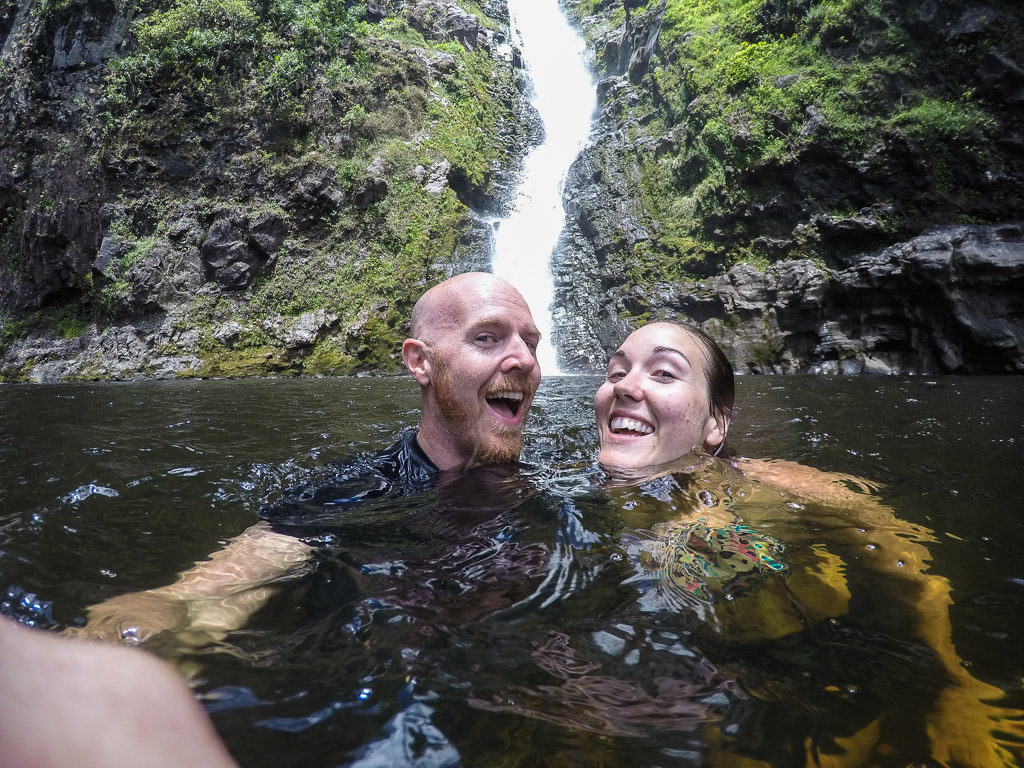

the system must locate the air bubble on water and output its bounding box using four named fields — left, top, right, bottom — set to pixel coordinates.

left=119, top=626, right=142, bottom=643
